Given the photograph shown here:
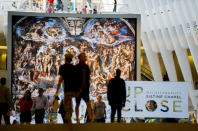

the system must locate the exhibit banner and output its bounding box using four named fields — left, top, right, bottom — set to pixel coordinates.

left=190, top=90, right=198, bottom=110
left=123, top=81, right=190, bottom=118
